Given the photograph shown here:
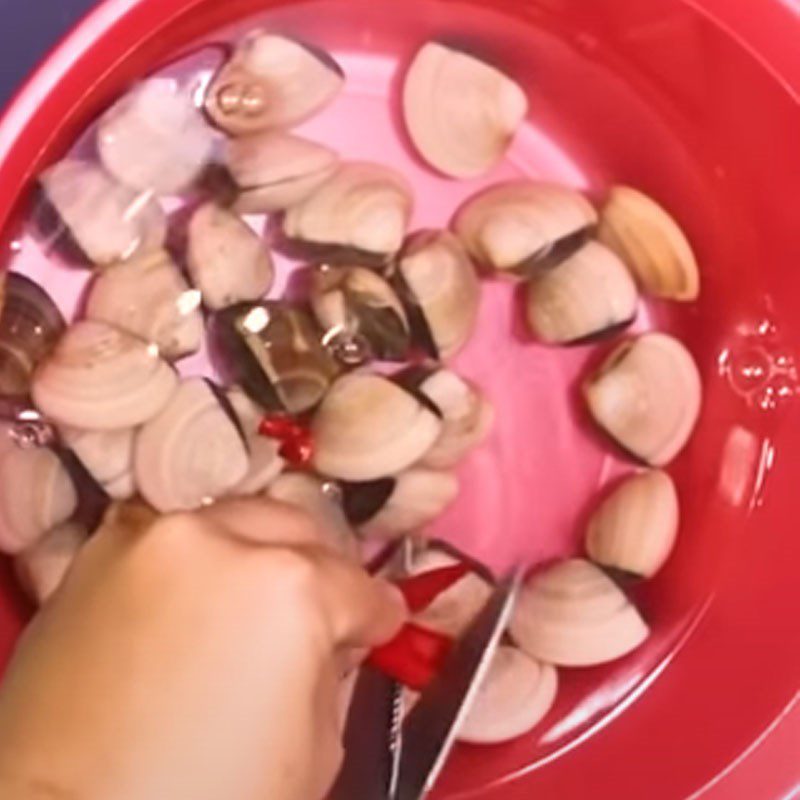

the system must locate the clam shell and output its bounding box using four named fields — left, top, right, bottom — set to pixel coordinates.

left=284, top=162, right=414, bottom=259
left=395, top=231, right=480, bottom=360
left=39, top=160, right=167, bottom=266
left=584, top=333, right=701, bottom=466
left=586, top=470, right=679, bottom=578
left=453, top=180, right=597, bottom=277
left=403, top=42, right=528, bottom=179
left=205, top=32, right=343, bottom=135
left=97, top=78, right=215, bottom=195
left=525, top=240, right=638, bottom=344
left=598, top=186, right=700, bottom=301
left=187, top=203, right=274, bottom=310
left=32, top=320, right=178, bottom=431
left=311, top=373, right=442, bottom=481
left=510, top=558, right=649, bottom=667
left=60, top=425, right=136, bottom=501
left=226, top=131, right=339, bottom=213
left=85, top=250, right=203, bottom=360
left=134, top=378, right=249, bottom=512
